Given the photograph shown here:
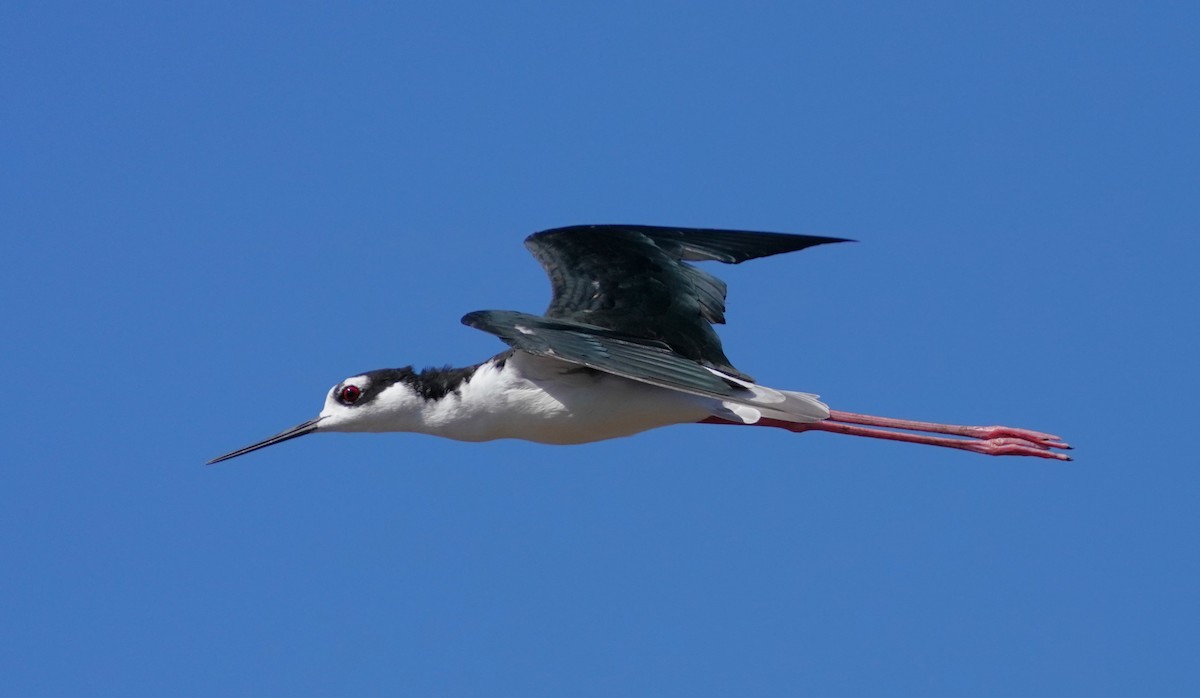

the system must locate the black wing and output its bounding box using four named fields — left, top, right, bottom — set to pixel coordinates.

left=522, top=224, right=849, bottom=380
left=462, top=310, right=740, bottom=397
